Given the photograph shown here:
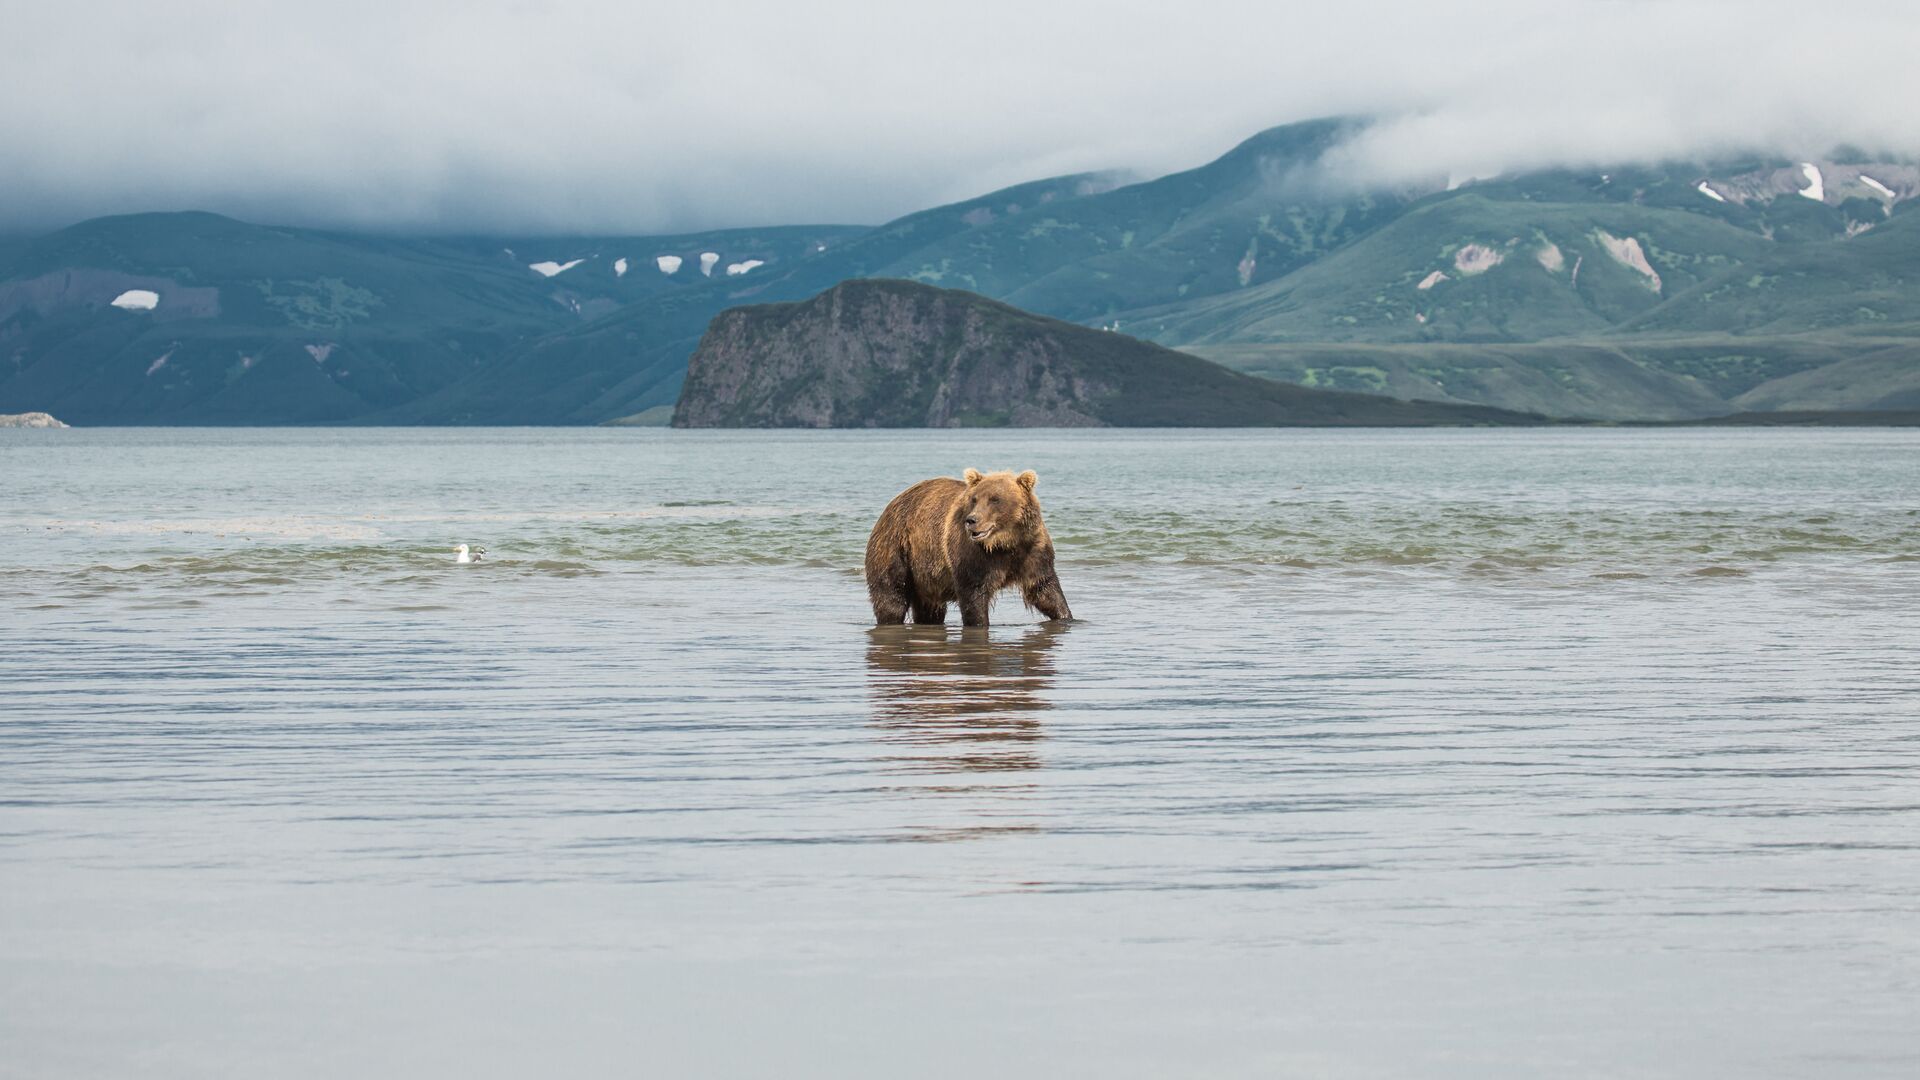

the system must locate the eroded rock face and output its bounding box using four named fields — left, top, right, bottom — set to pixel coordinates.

left=672, top=279, right=1547, bottom=429
left=674, top=280, right=1108, bottom=428
left=1452, top=244, right=1503, bottom=276
left=1593, top=230, right=1663, bottom=294
left=0, top=411, right=69, bottom=428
